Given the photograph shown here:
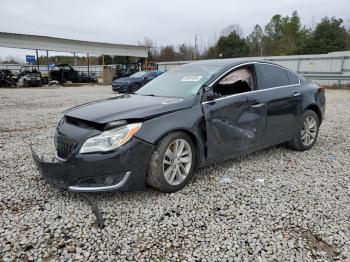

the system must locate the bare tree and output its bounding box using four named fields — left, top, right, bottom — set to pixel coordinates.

left=178, top=43, right=194, bottom=60
left=138, top=37, right=154, bottom=48
left=137, top=37, right=159, bottom=61
left=3, top=55, right=20, bottom=64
